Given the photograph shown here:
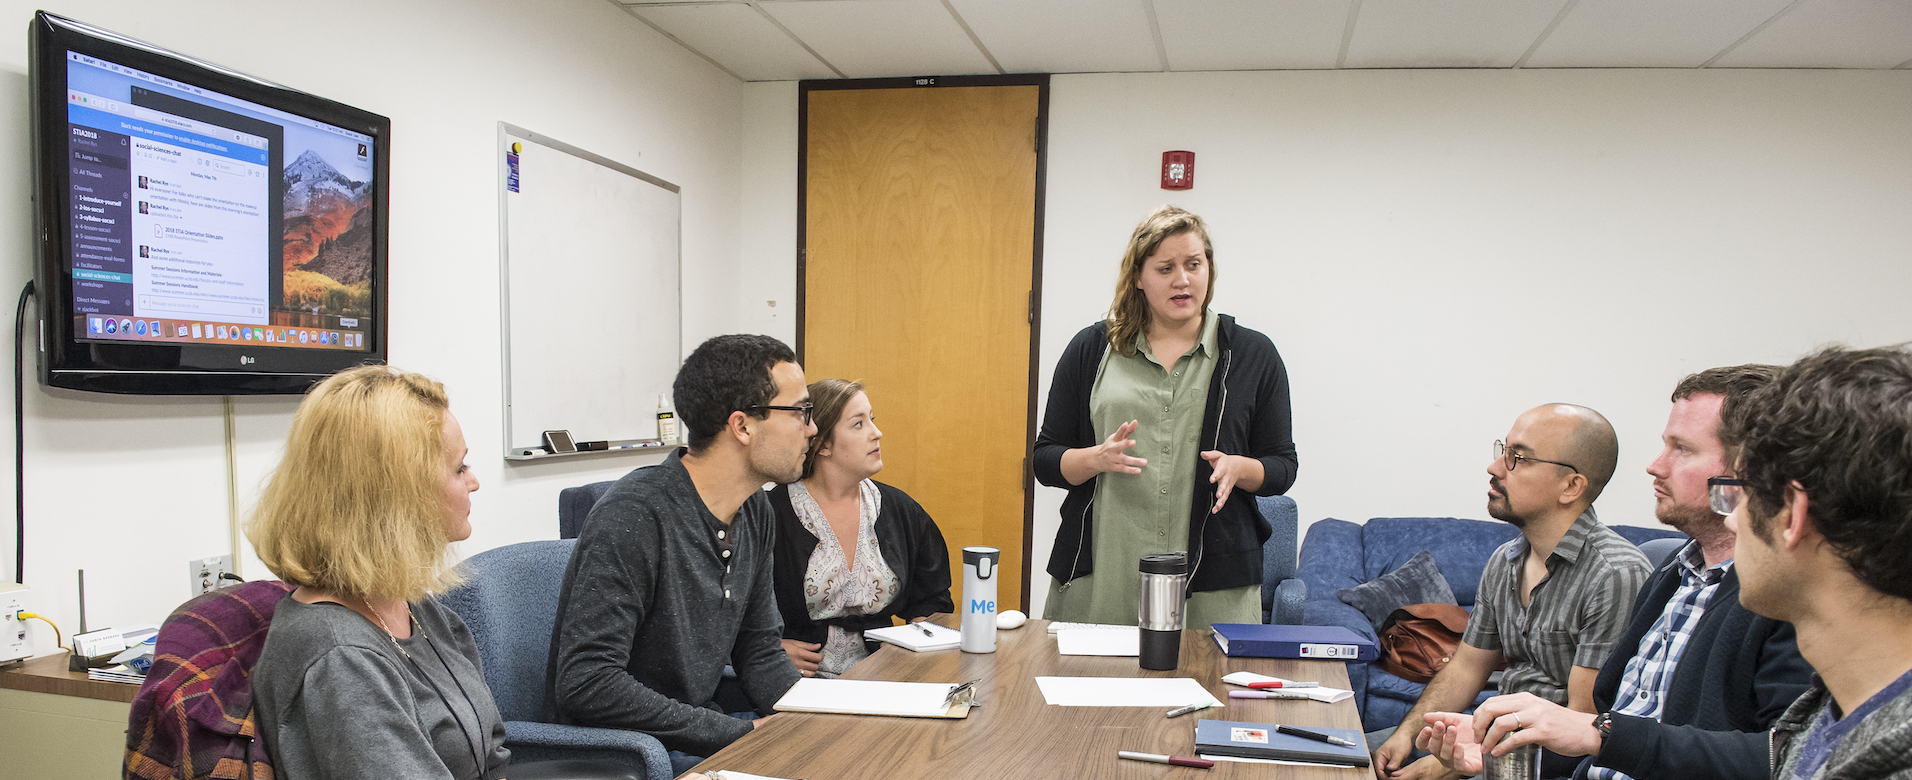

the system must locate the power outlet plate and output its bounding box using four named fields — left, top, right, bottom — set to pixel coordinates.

left=2, top=582, right=31, bottom=663
left=189, top=554, right=233, bottom=595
